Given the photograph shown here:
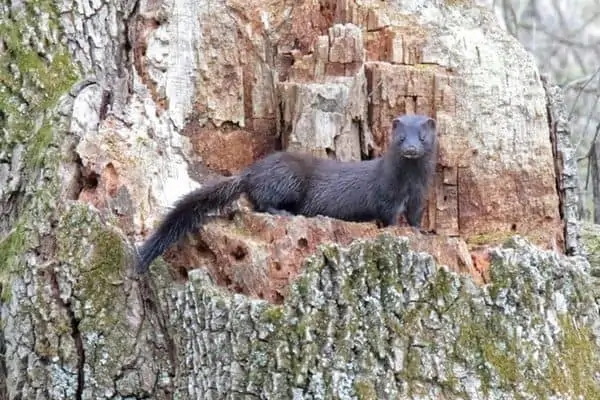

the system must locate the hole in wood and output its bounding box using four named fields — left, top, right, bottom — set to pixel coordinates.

left=272, top=292, right=284, bottom=303
left=81, top=169, right=99, bottom=190
left=231, top=245, right=247, bottom=260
